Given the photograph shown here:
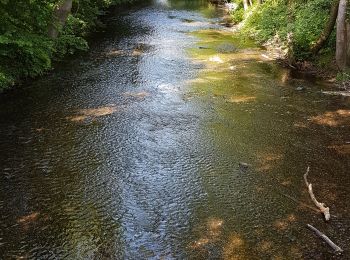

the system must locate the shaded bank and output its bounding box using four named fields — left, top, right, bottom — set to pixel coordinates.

left=0, top=0, right=141, bottom=91
left=229, top=0, right=348, bottom=83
